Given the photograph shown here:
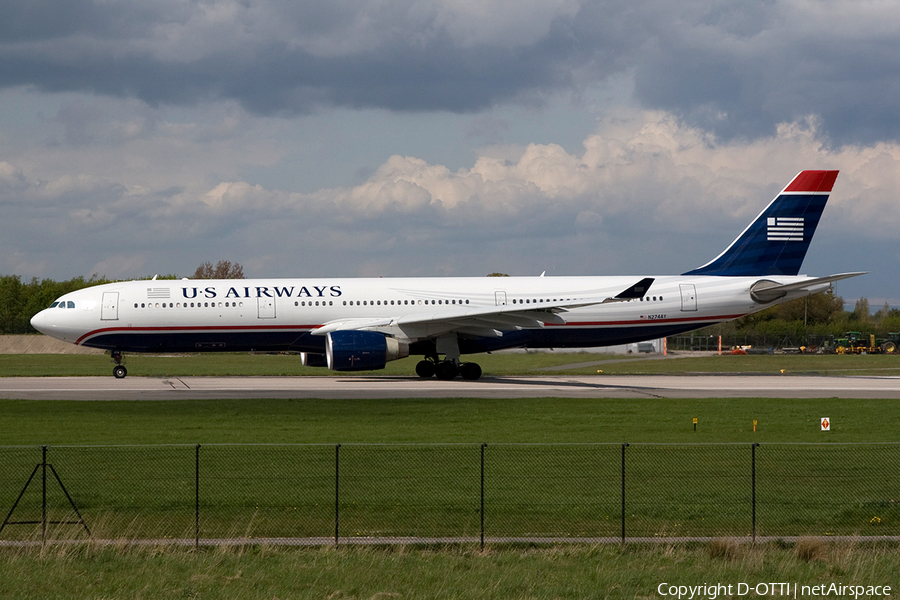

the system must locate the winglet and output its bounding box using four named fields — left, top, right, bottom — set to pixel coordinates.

left=601, top=277, right=655, bottom=303
left=683, top=170, right=838, bottom=277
